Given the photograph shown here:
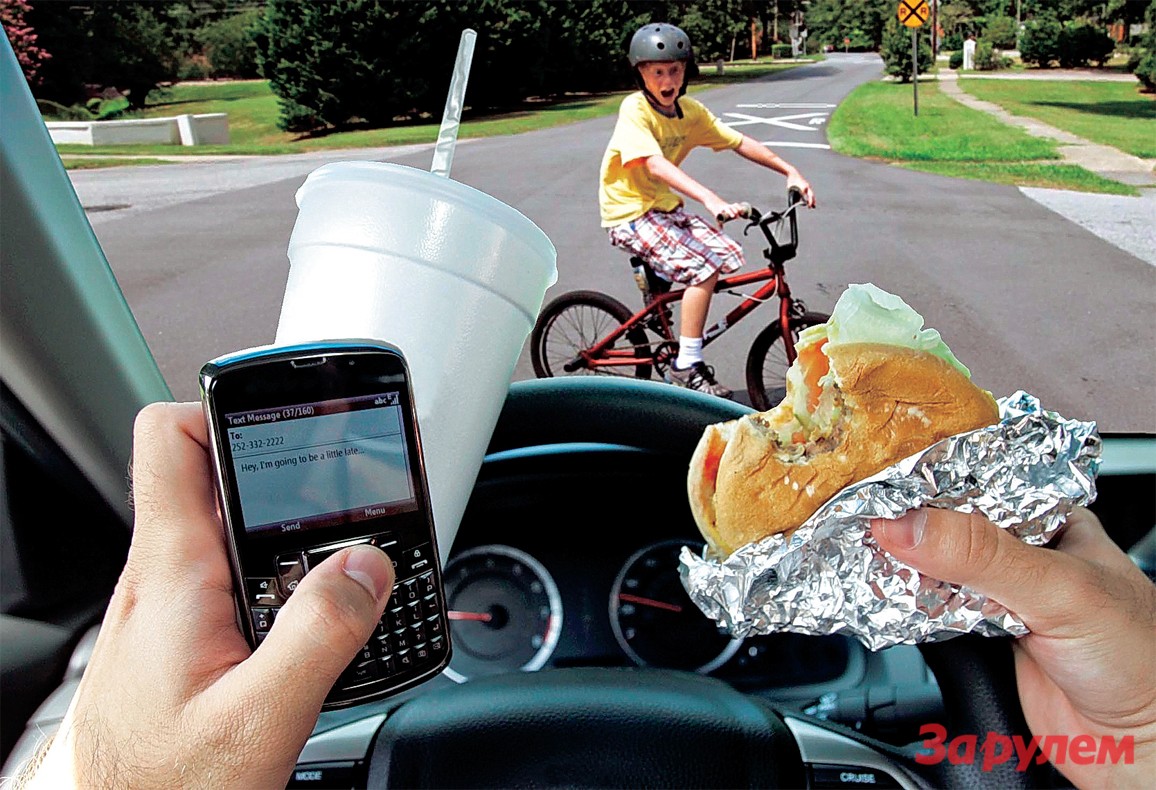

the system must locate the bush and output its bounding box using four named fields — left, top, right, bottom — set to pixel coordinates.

left=881, top=18, right=932, bottom=82
left=771, top=42, right=793, bottom=59
left=198, top=8, right=263, bottom=79
left=177, top=54, right=212, bottom=82
left=1058, top=23, right=1115, bottom=68
left=1020, top=15, right=1062, bottom=67
left=949, top=50, right=963, bottom=69
left=36, top=98, right=92, bottom=121
left=982, top=15, right=1018, bottom=49
left=974, top=41, right=1011, bottom=71
left=942, top=32, right=963, bottom=52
